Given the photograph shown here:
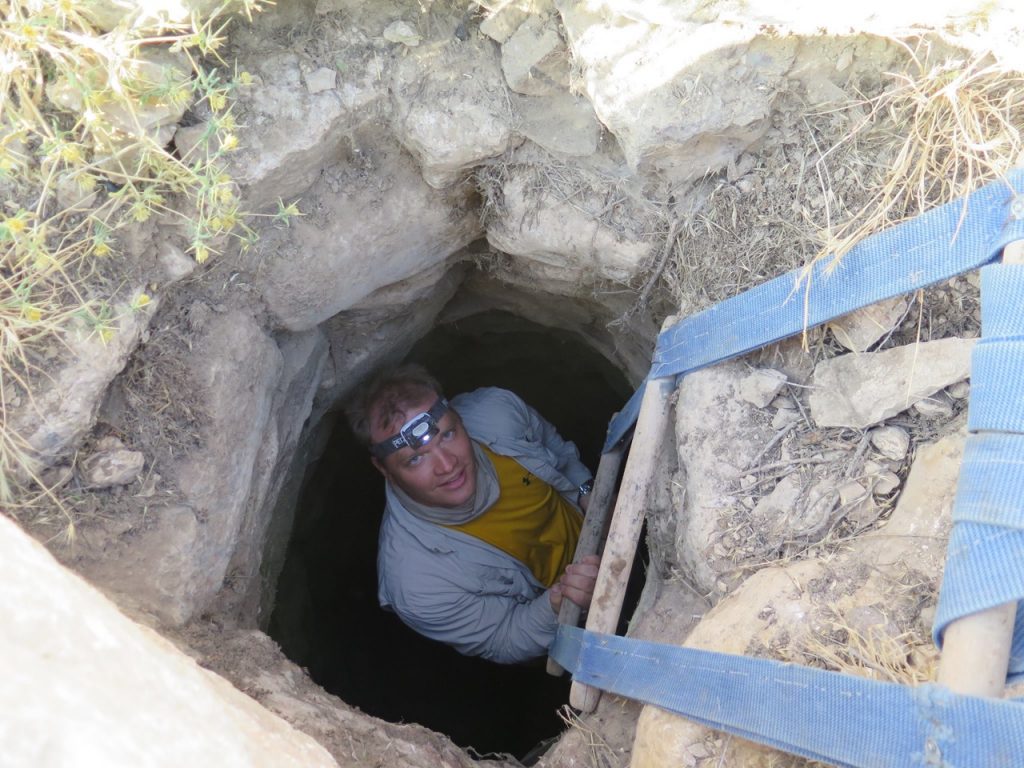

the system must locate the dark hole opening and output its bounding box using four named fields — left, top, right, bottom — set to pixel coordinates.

left=269, top=309, right=644, bottom=758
